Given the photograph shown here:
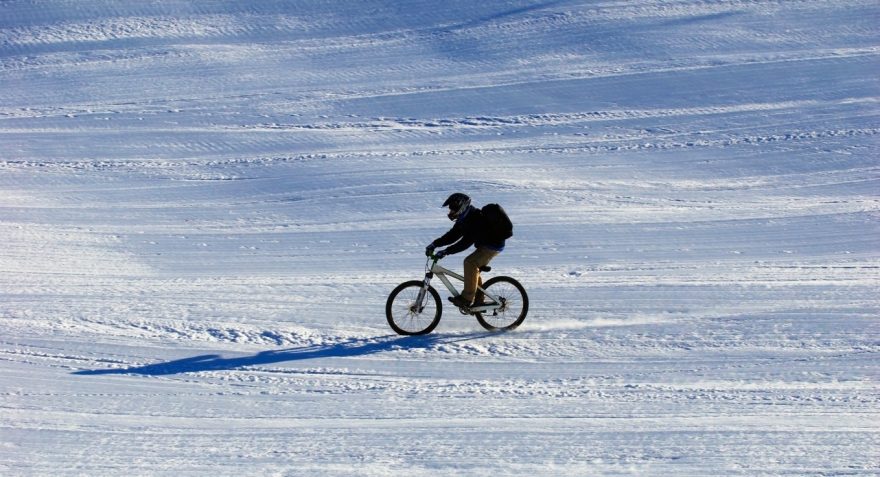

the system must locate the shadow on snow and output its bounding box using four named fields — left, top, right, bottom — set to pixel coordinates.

left=73, top=332, right=493, bottom=377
